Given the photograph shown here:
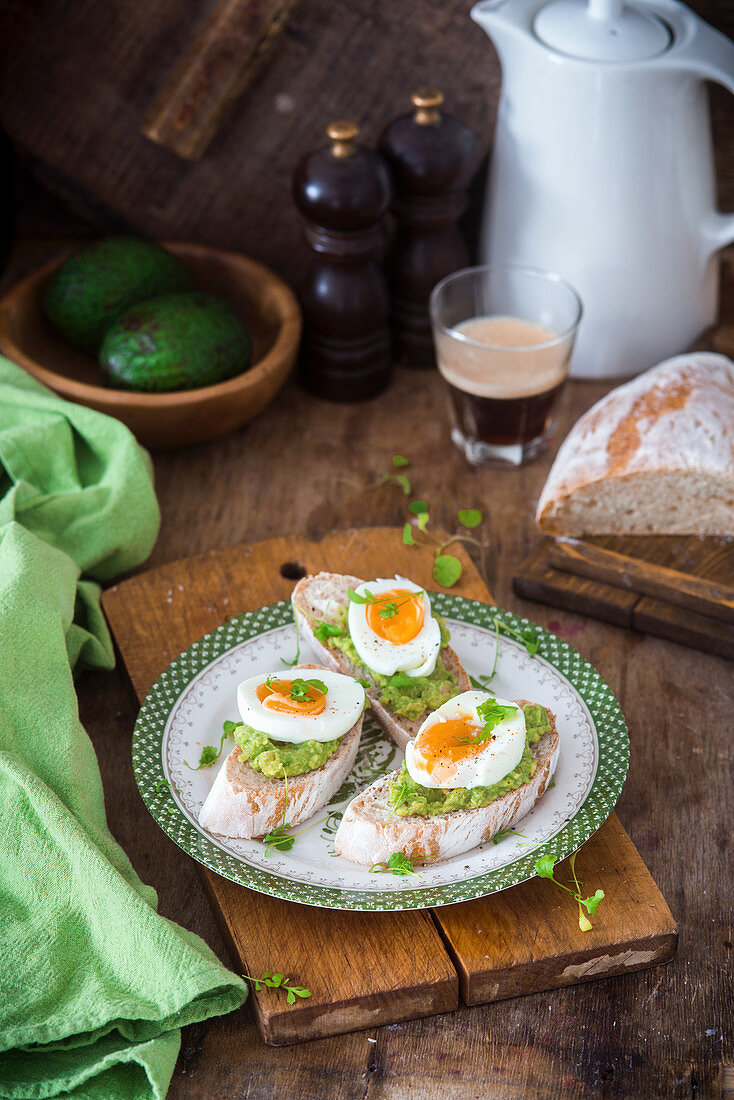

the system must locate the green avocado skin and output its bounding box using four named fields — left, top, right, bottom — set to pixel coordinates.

left=43, top=237, right=194, bottom=353
left=99, top=292, right=252, bottom=392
